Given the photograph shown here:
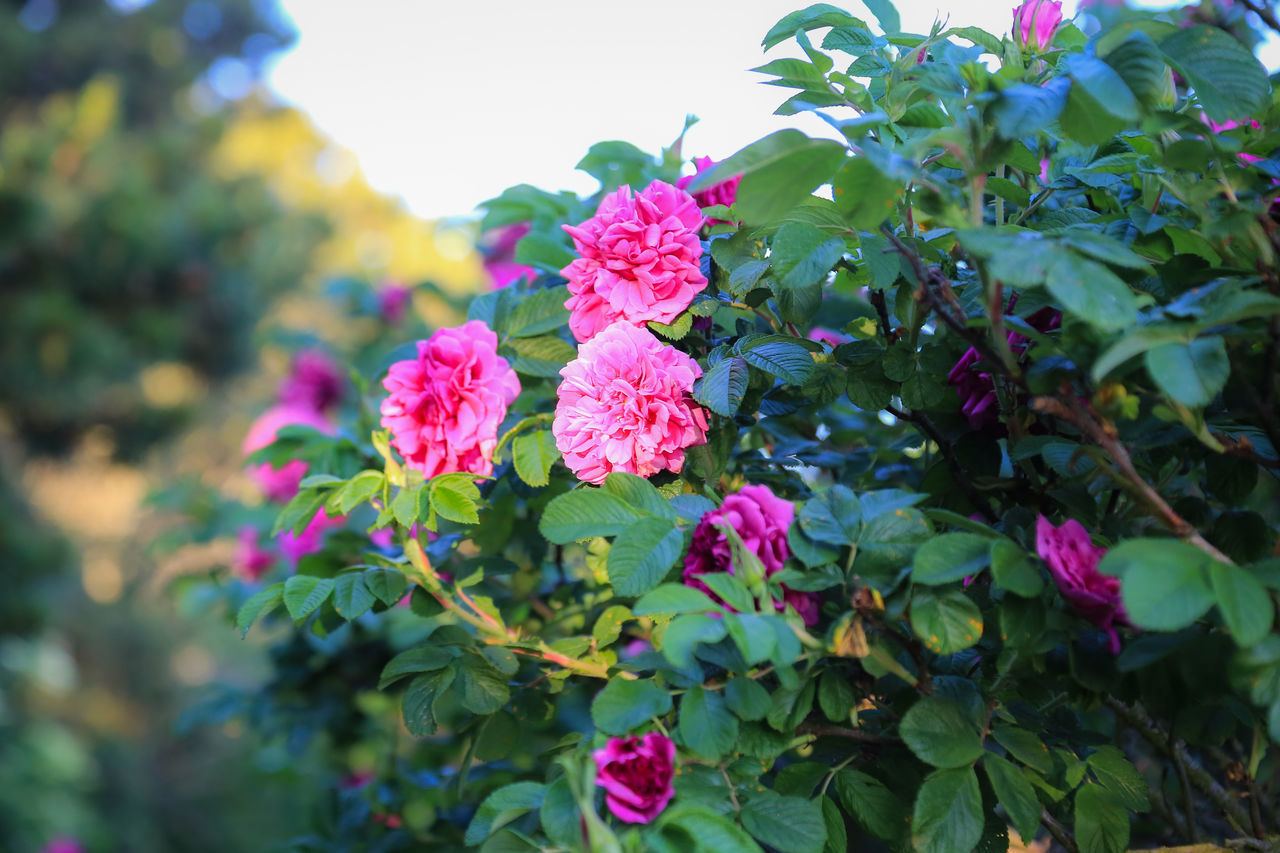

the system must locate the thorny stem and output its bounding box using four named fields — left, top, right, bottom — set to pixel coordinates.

left=885, top=404, right=999, bottom=523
